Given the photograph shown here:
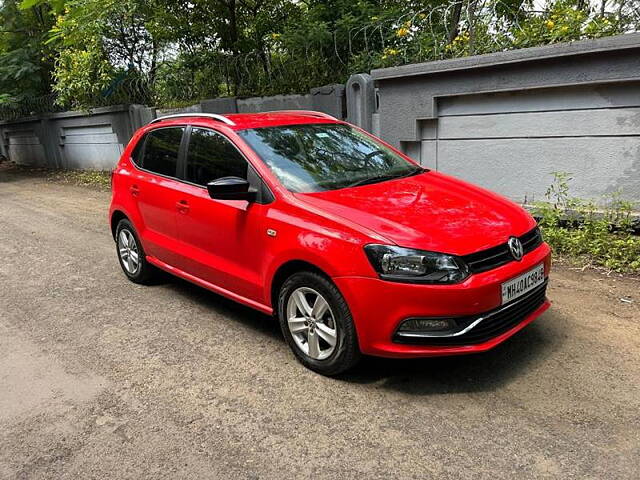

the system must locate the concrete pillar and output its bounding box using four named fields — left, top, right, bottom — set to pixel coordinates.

left=129, top=104, right=156, bottom=134
left=346, top=73, right=376, bottom=132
